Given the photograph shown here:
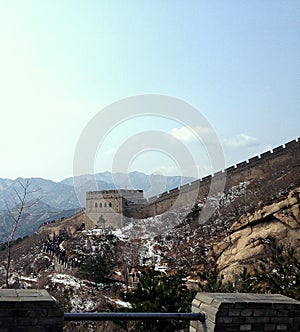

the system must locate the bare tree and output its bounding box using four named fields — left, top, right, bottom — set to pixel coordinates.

left=4, top=179, right=38, bottom=288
